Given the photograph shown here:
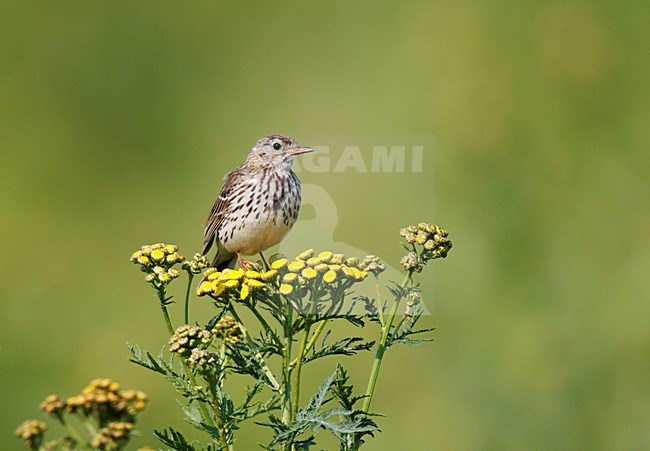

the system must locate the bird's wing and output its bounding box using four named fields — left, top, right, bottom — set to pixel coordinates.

left=202, top=167, right=245, bottom=255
